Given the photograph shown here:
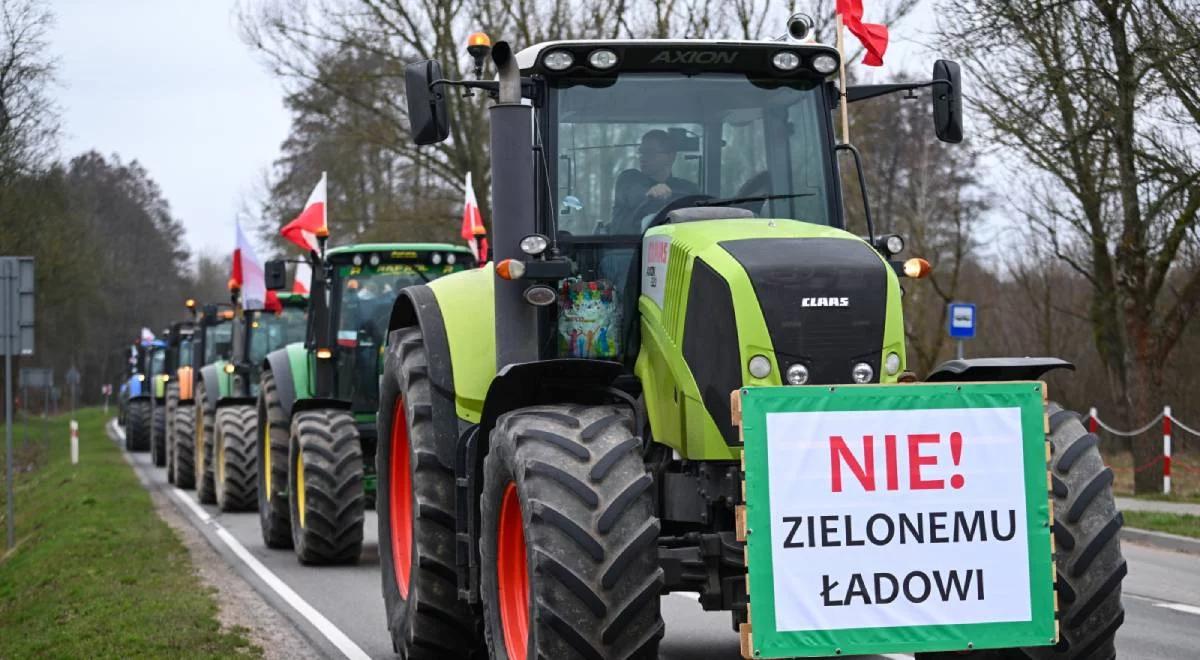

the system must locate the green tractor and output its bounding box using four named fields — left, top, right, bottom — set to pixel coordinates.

left=163, top=310, right=196, bottom=481
left=169, top=302, right=234, bottom=493
left=376, top=25, right=1125, bottom=659
left=195, top=290, right=308, bottom=511
left=258, top=244, right=475, bottom=563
